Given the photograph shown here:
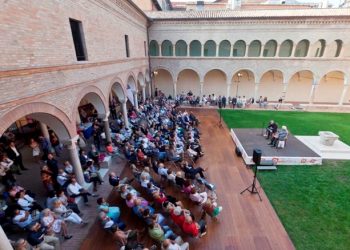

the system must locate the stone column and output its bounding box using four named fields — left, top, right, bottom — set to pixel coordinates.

left=254, top=82, right=260, bottom=101
left=230, top=44, right=234, bottom=57
left=276, top=43, right=281, bottom=57
left=226, top=79, right=231, bottom=98
left=201, top=44, right=204, bottom=57
left=216, top=44, right=220, bottom=57
left=308, top=82, right=318, bottom=104
left=40, top=122, right=50, bottom=141
left=159, top=44, right=162, bottom=56
left=282, top=82, right=288, bottom=99
left=200, top=82, right=204, bottom=98
left=142, top=86, right=146, bottom=102
left=0, top=226, right=13, bottom=250
left=339, top=80, right=349, bottom=105
left=67, top=138, right=85, bottom=185
left=122, top=100, right=129, bottom=128
left=173, top=44, right=176, bottom=56
left=260, top=44, right=265, bottom=57
left=187, top=44, right=190, bottom=57
left=173, top=81, right=177, bottom=98
left=133, top=92, right=139, bottom=111
left=103, top=116, right=112, bottom=143
left=291, top=44, right=297, bottom=57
